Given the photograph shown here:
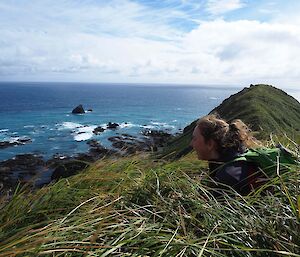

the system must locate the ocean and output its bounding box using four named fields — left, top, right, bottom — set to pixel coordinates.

left=0, top=82, right=243, bottom=161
